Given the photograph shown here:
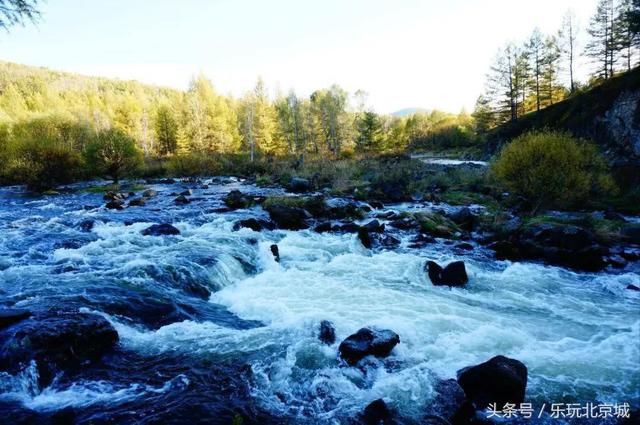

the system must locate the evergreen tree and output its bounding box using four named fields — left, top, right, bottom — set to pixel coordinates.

left=559, top=10, right=579, bottom=93
left=586, top=0, right=617, bottom=79
left=527, top=29, right=545, bottom=111
left=0, top=0, right=40, bottom=29
left=356, top=110, right=382, bottom=154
